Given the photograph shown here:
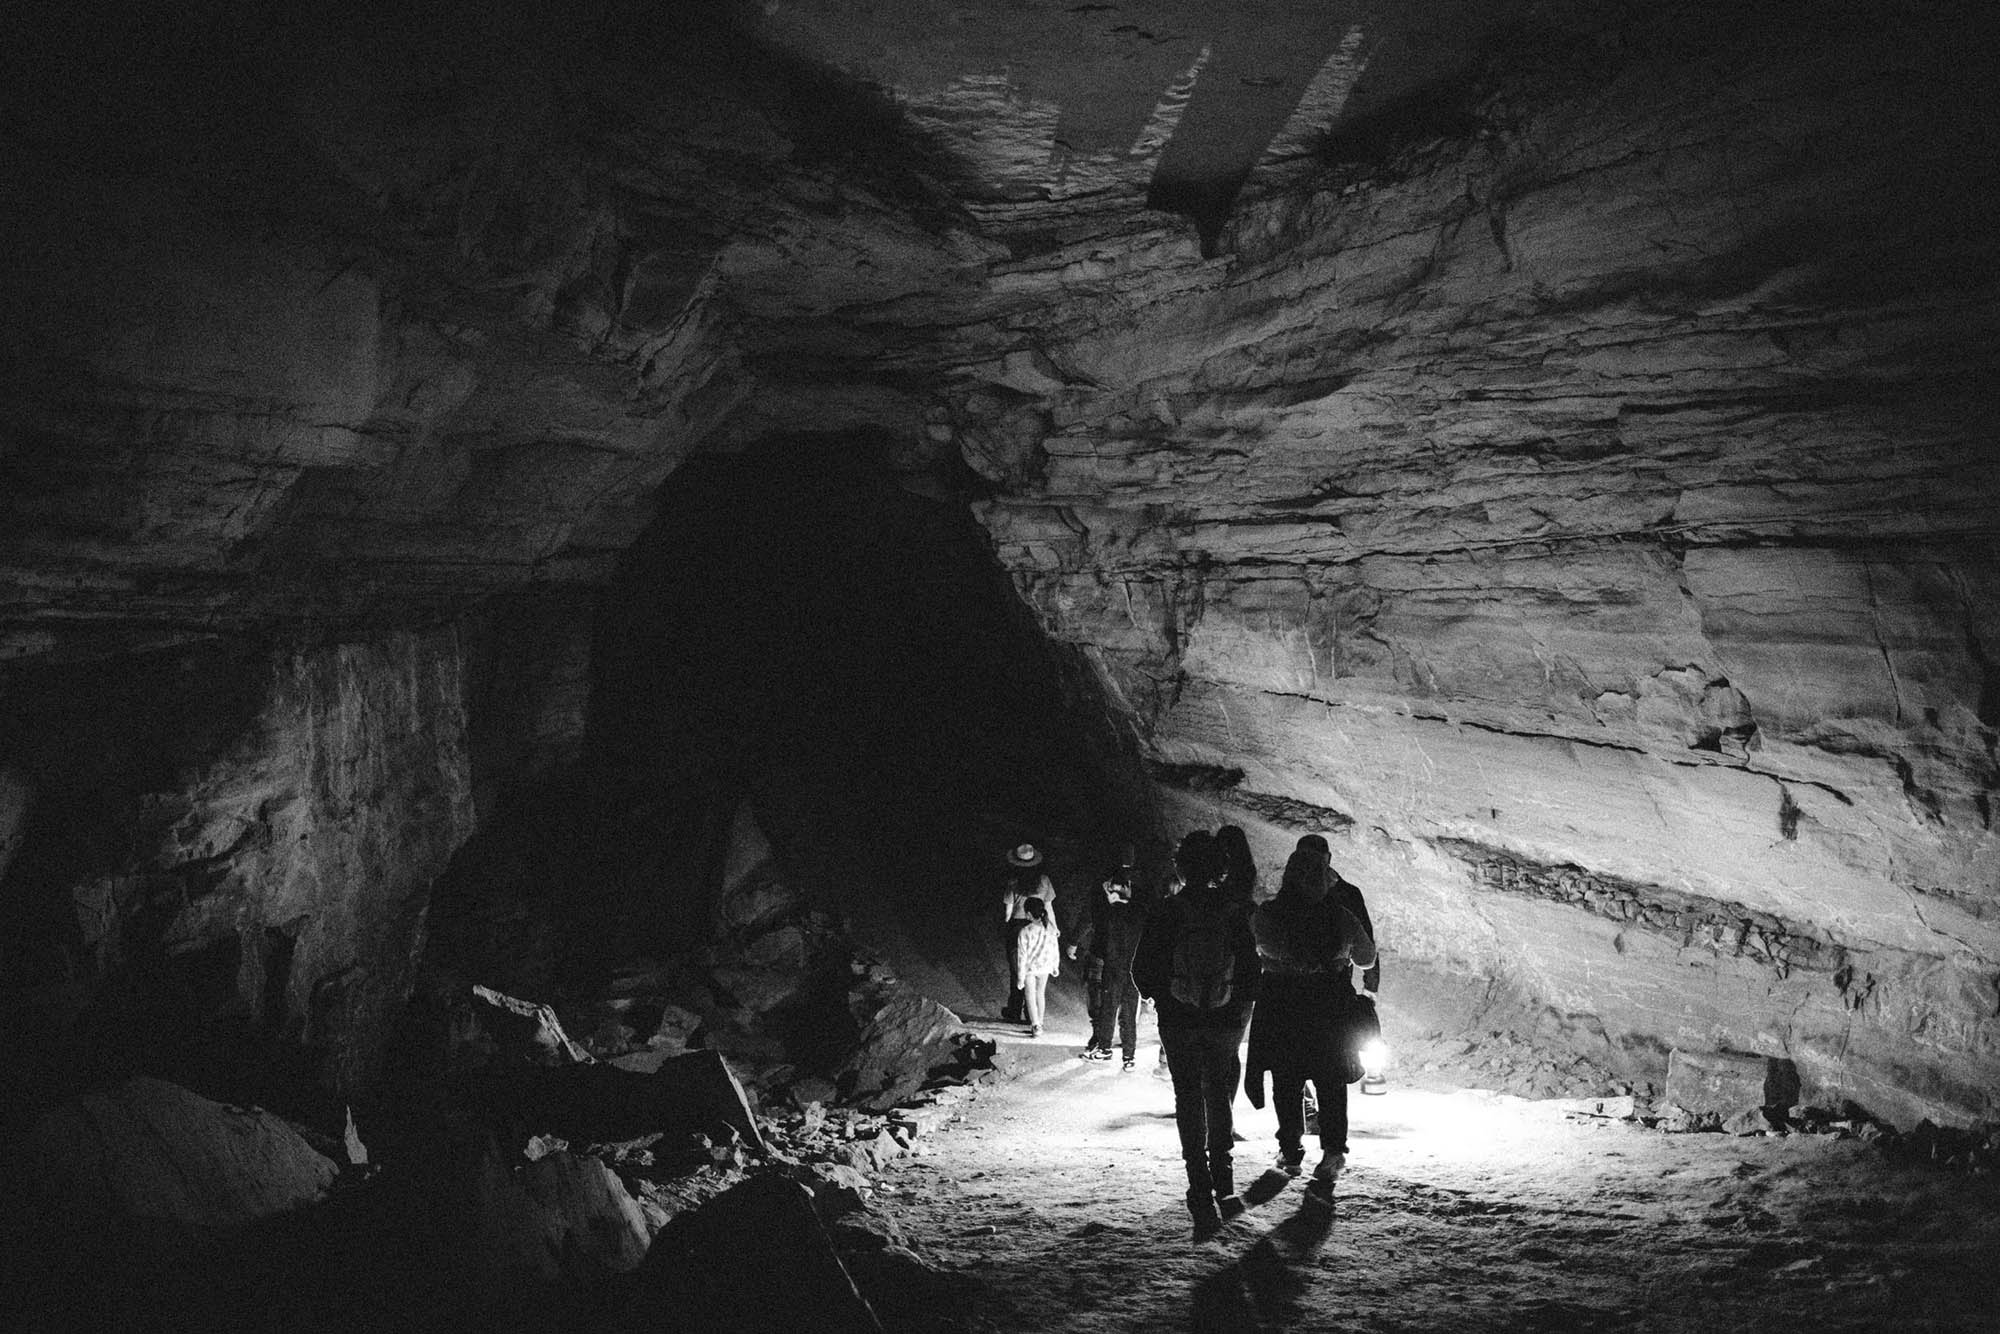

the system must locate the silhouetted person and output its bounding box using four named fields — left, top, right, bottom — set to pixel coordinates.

left=1134, top=830, right=1261, bottom=1235
left=1244, top=835, right=1376, bottom=1207
left=999, top=843, right=1056, bottom=1024
left=1070, top=843, right=1145, bottom=1068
